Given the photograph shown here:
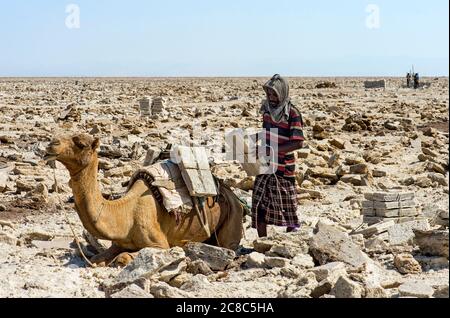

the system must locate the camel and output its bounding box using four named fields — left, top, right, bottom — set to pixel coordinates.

left=44, top=133, right=244, bottom=266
